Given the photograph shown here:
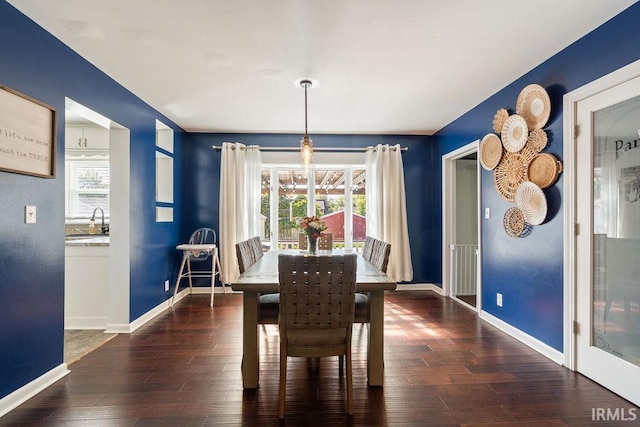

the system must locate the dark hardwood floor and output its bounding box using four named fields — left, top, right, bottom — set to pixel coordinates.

left=2, top=291, right=637, bottom=426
